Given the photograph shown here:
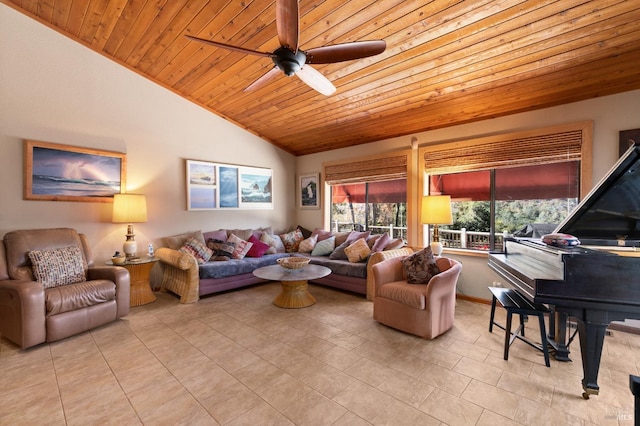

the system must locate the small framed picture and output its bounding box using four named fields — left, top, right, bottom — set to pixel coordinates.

left=299, top=173, right=320, bottom=209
